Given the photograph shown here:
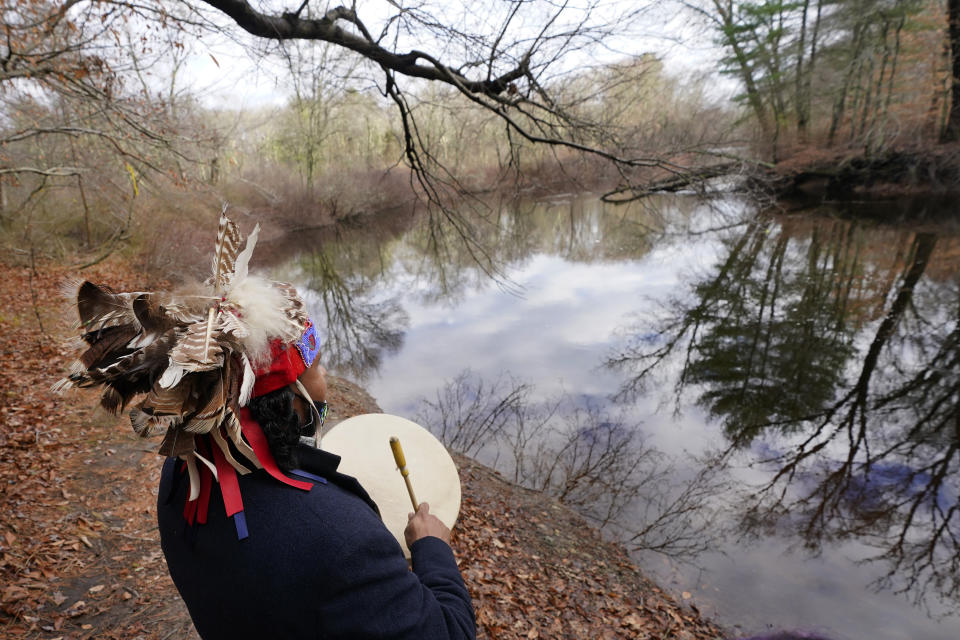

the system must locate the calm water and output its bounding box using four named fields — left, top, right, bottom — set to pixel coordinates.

left=276, top=194, right=960, bottom=640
